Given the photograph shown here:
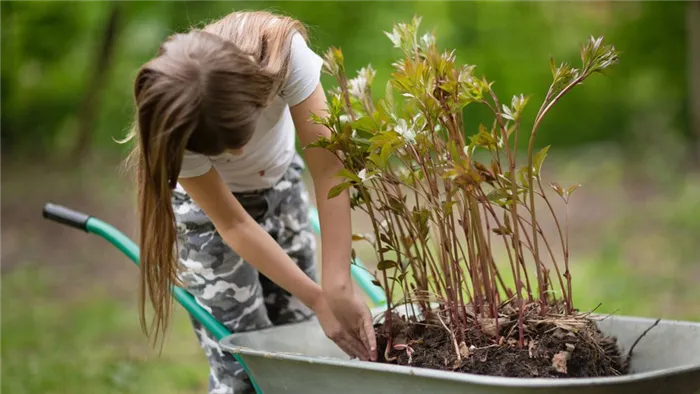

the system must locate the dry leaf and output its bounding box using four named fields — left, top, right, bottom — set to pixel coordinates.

left=479, top=317, right=509, bottom=337
left=528, top=340, right=538, bottom=358
left=459, top=341, right=470, bottom=358
left=502, top=304, right=517, bottom=316
left=393, top=335, right=407, bottom=347
left=464, top=304, right=477, bottom=318
left=565, top=343, right=576, bottom=352
left=552, top=328, right=567, bottom=339
left=553, top=319, right=585, bottom=332
left=552, top=351, right=571, bottom=374
left=554, top=322, right=578, bottom=332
